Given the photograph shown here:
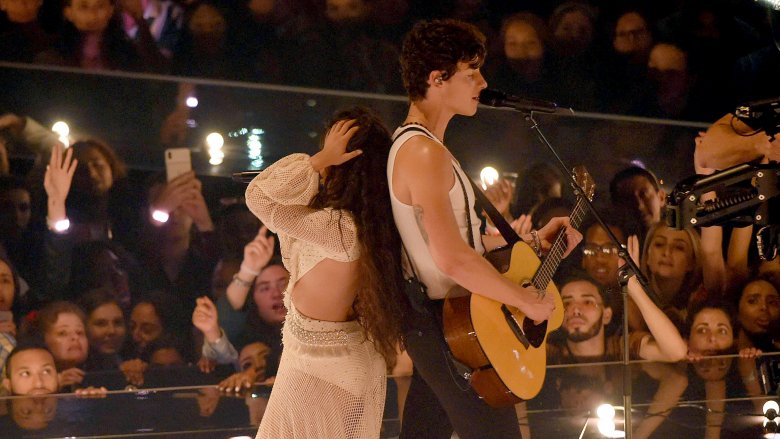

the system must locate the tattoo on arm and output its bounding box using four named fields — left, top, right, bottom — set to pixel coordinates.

left=413, top=204, right=429, bottom=244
